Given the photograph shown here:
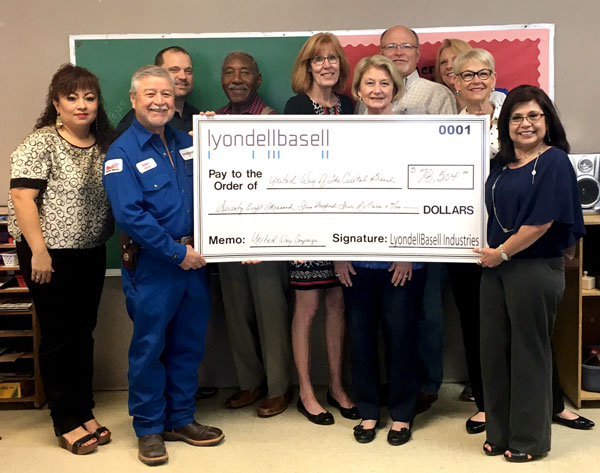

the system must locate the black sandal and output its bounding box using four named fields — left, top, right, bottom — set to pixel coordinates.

left=504, top=448, right=545, bottom=462
left=57, top=433, right=98, bottom=455
left=93, top=426, right=112, bottom=445
left=483, top=441, right=505, bottom=456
